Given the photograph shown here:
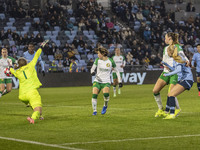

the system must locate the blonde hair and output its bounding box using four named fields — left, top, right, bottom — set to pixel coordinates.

left=167, top=32, right=180, bottom=45
left=14, top=57, right=27, bottom=69
left=167, top=45, right=185, bottom=63
left=1, top=48, right=7, bottom=51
